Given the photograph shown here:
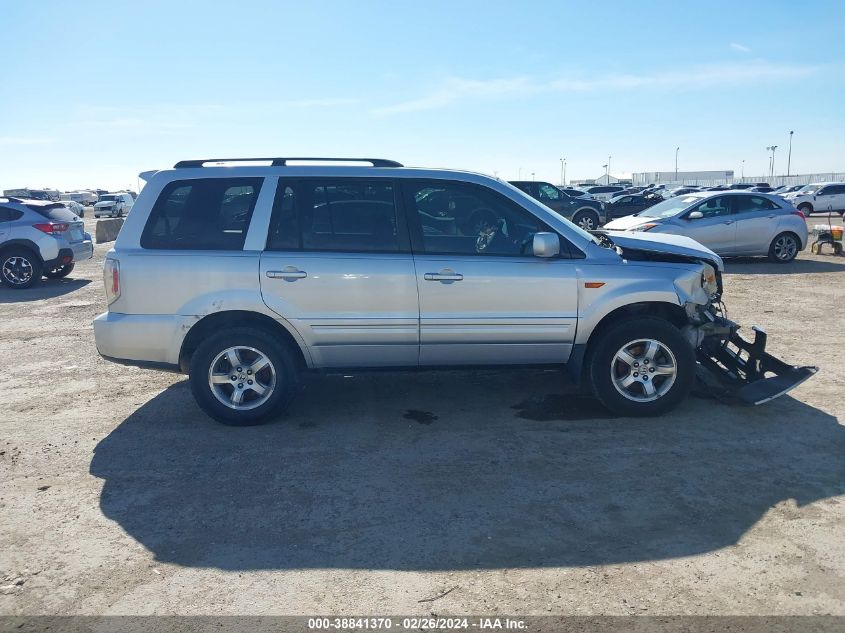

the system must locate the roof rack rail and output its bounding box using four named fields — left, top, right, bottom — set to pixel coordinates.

left=173, top=157, right=403, bottom=168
